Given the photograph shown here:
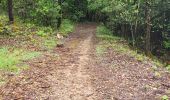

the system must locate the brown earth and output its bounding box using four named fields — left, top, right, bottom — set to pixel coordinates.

left=0, top=23, right=170, bottom=100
